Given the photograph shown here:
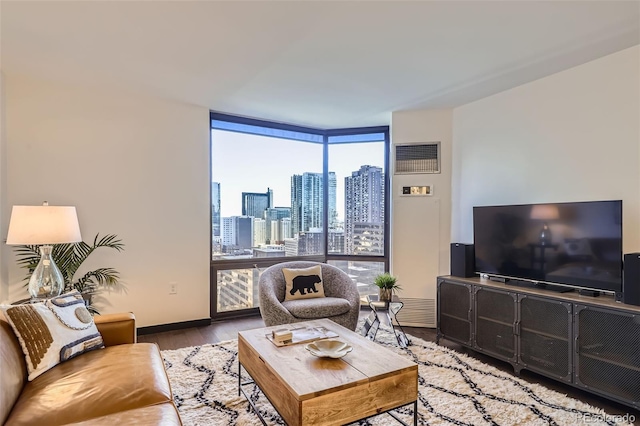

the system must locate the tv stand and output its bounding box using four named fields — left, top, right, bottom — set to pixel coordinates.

left=437, top=275, right=640, bottom=410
